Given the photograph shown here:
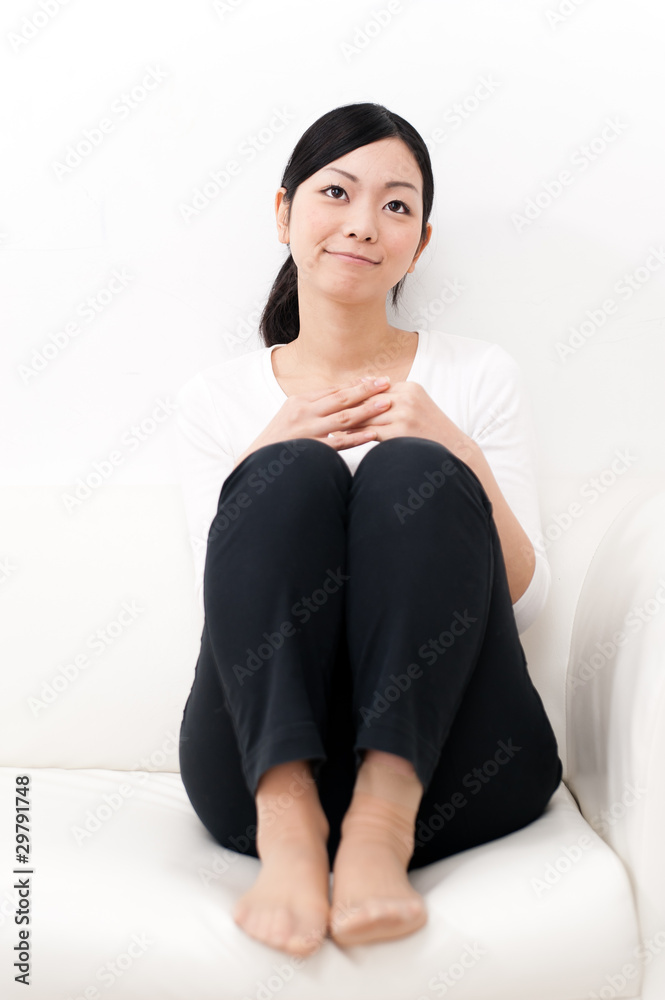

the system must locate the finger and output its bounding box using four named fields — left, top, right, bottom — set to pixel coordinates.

left=313, top=392, right=391, bottom=444
left=298, top=376, right=367, bottom=399
left=324, top=427, right=378, bottom=449
left=346, top=410, right=392, bottom=433
left=304, top=375, right=391, bottom=401
left=303, top=384, right=345, bottom=401
left=313, top=379, right=392, bottom=417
